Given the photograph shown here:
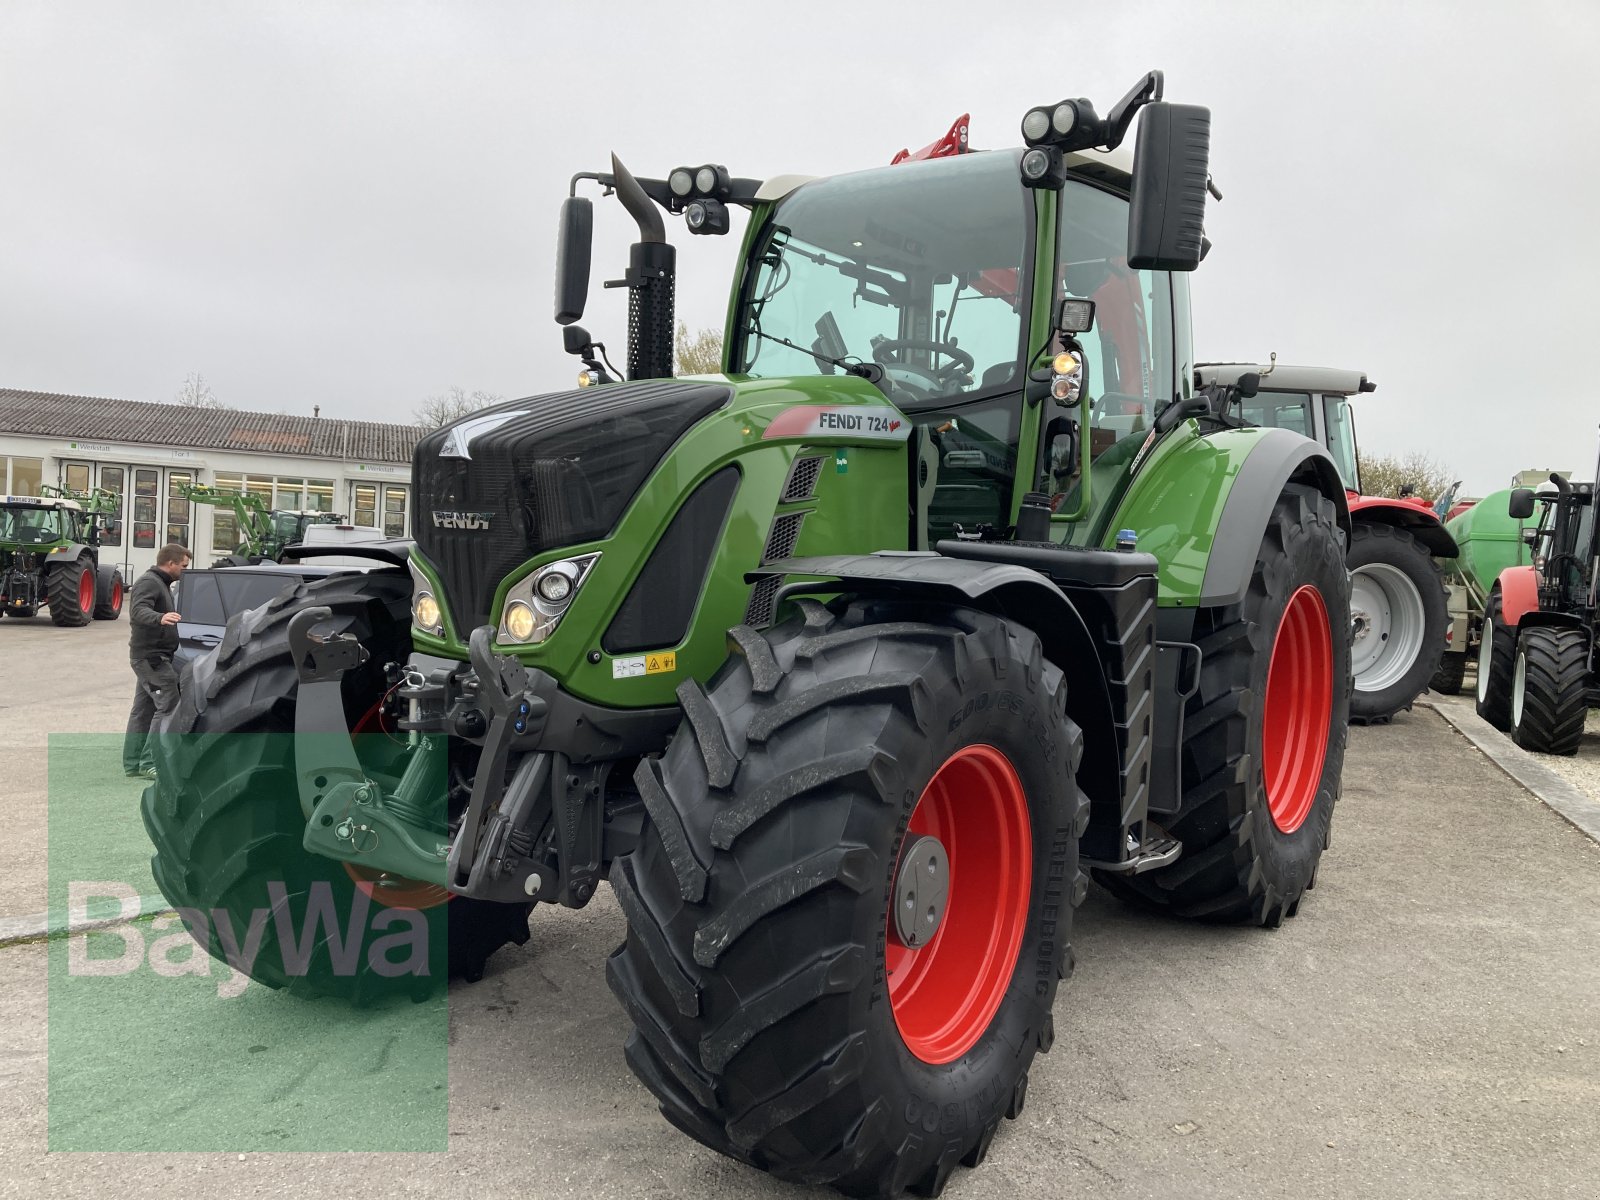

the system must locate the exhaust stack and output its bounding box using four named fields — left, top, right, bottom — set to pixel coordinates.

left=611, top=154, right=676, bottom=381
